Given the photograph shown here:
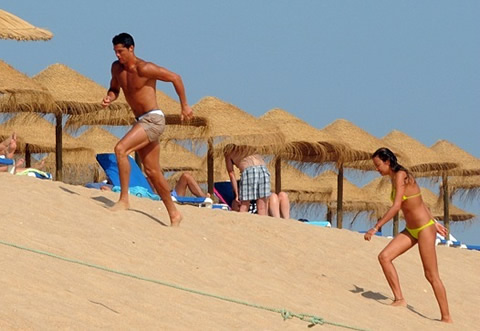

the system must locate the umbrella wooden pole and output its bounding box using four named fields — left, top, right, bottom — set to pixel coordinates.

left=442, top=174, right=450, bottom=234
left=55, top=114, right=63, bottom=181
left=207, top=138, right=214, bottom=195
left=25, top=143, right=31, bottom=168
left=393, top=213, right=399, bottom=236
left=326, top=208, right=332, bottom=224
left=336, top=164, right=344, bottom=229
left=275, top=156, right=281, bottom=194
